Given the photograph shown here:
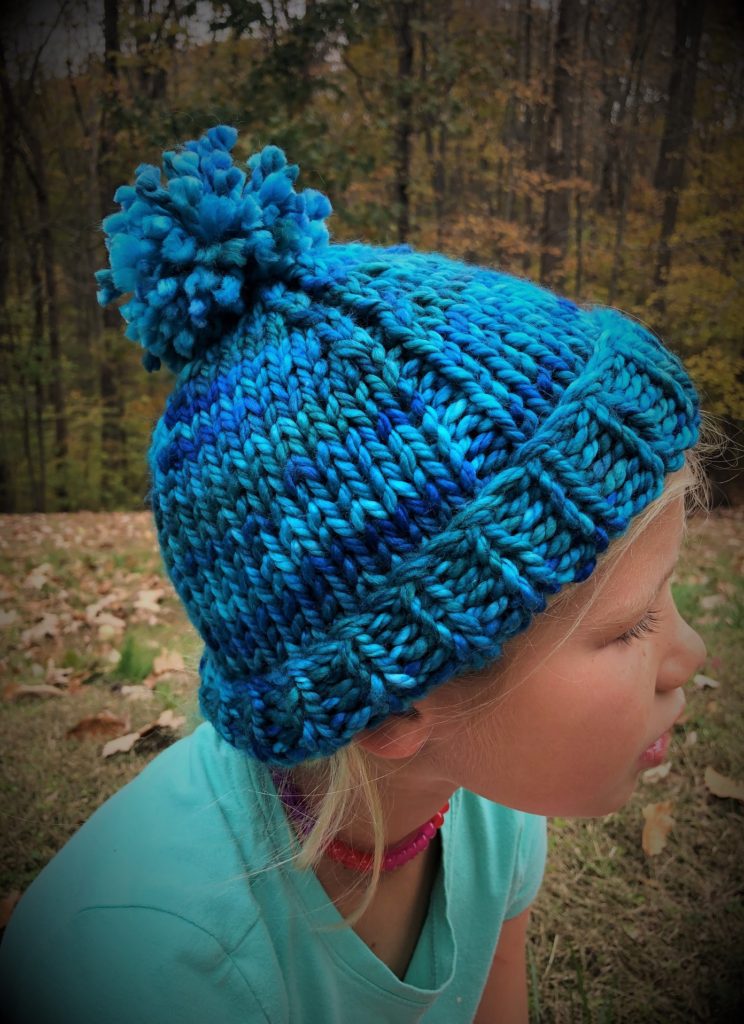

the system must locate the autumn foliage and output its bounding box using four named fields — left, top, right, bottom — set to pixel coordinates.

left=0, top=0, right=742, bottom=513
